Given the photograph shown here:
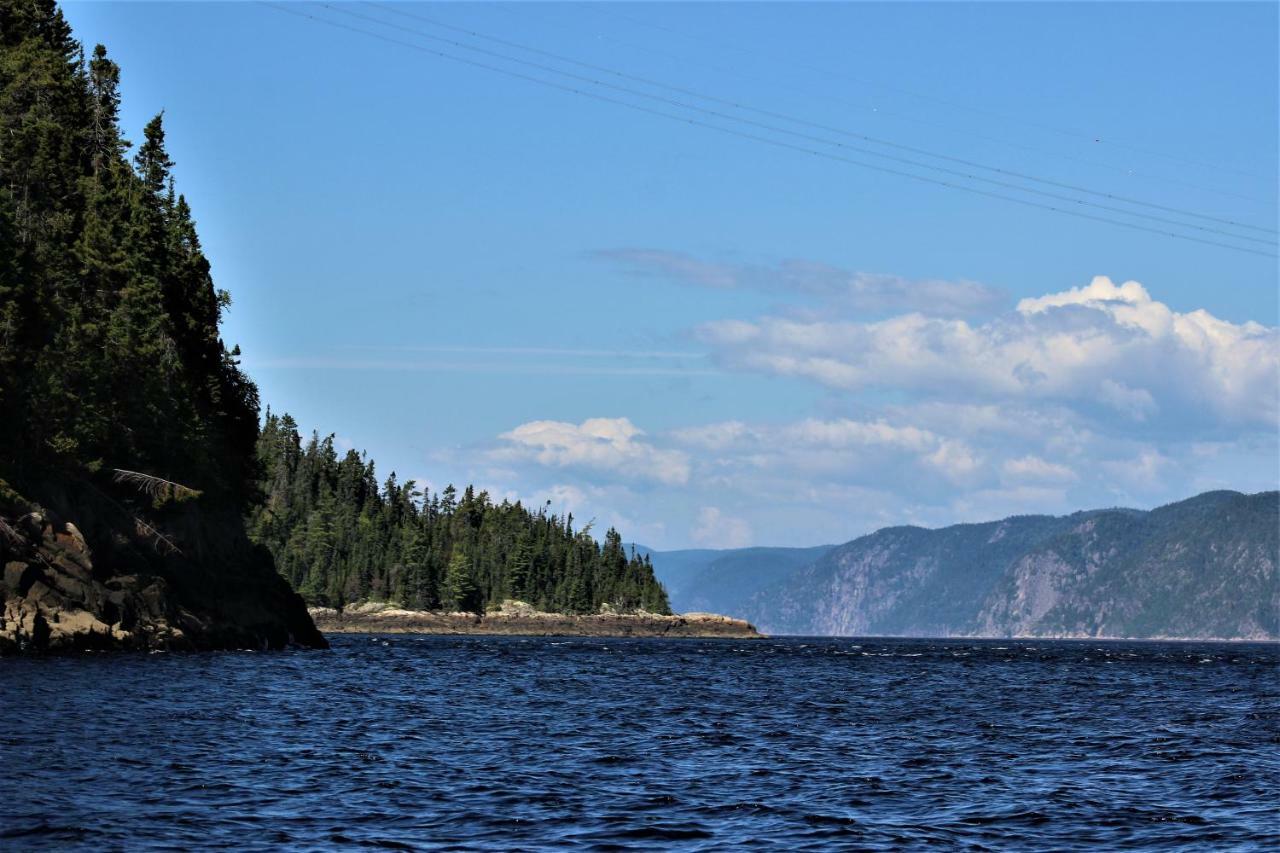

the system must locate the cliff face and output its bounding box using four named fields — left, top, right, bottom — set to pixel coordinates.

left=750, top=491, right=1279, bottom=640
left=0, top=487, right=326, bottom=654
